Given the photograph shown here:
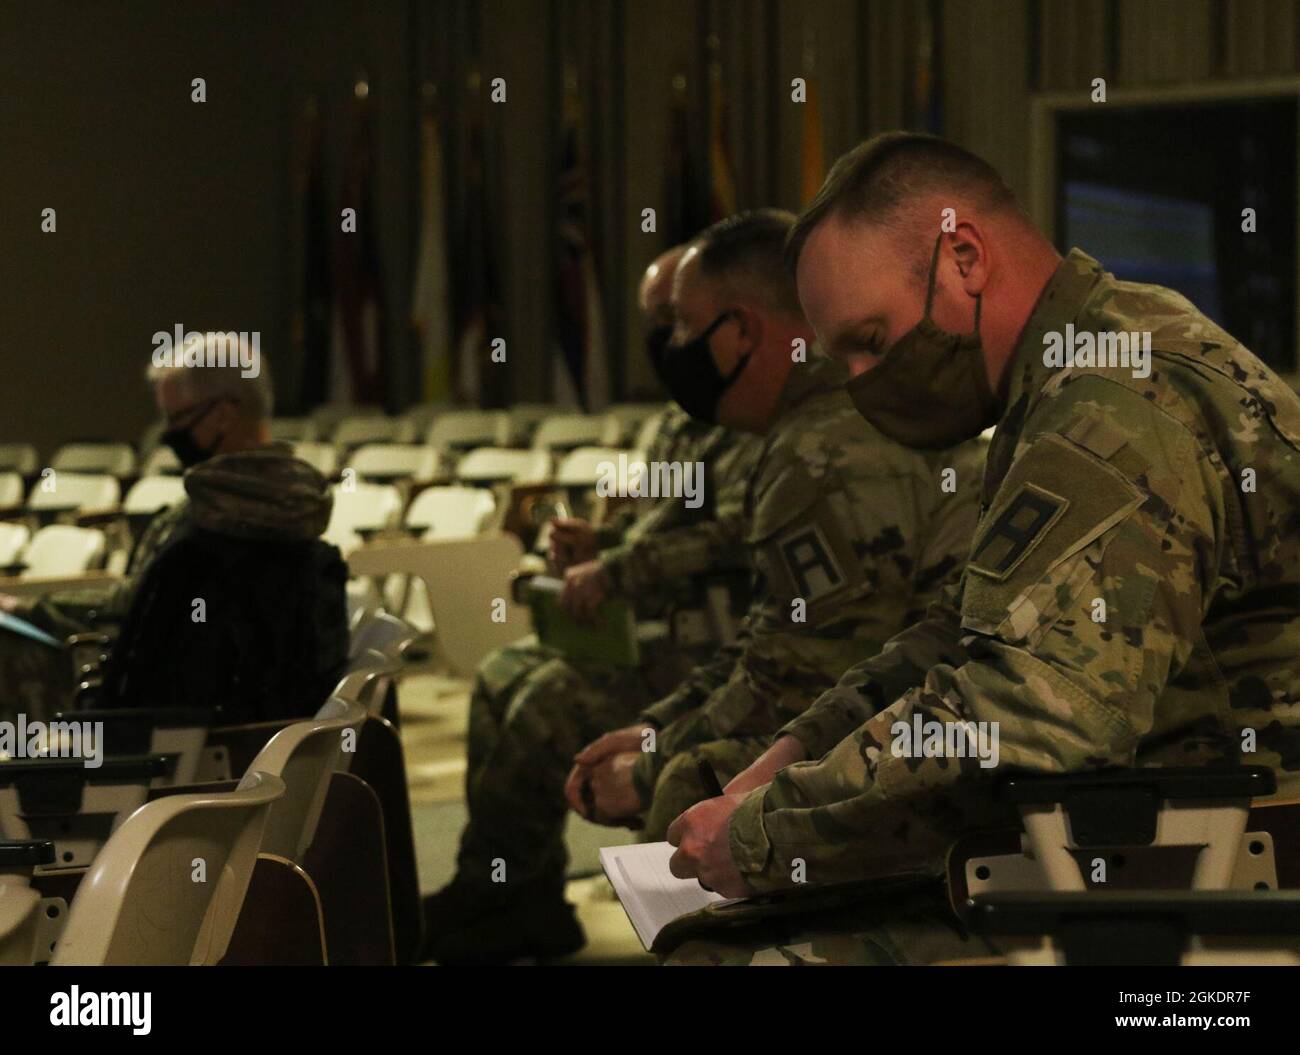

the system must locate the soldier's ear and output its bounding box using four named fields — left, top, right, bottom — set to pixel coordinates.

left=731, top=305, right=764, bottom=352
left=947, top=223, right=988, bottom=298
